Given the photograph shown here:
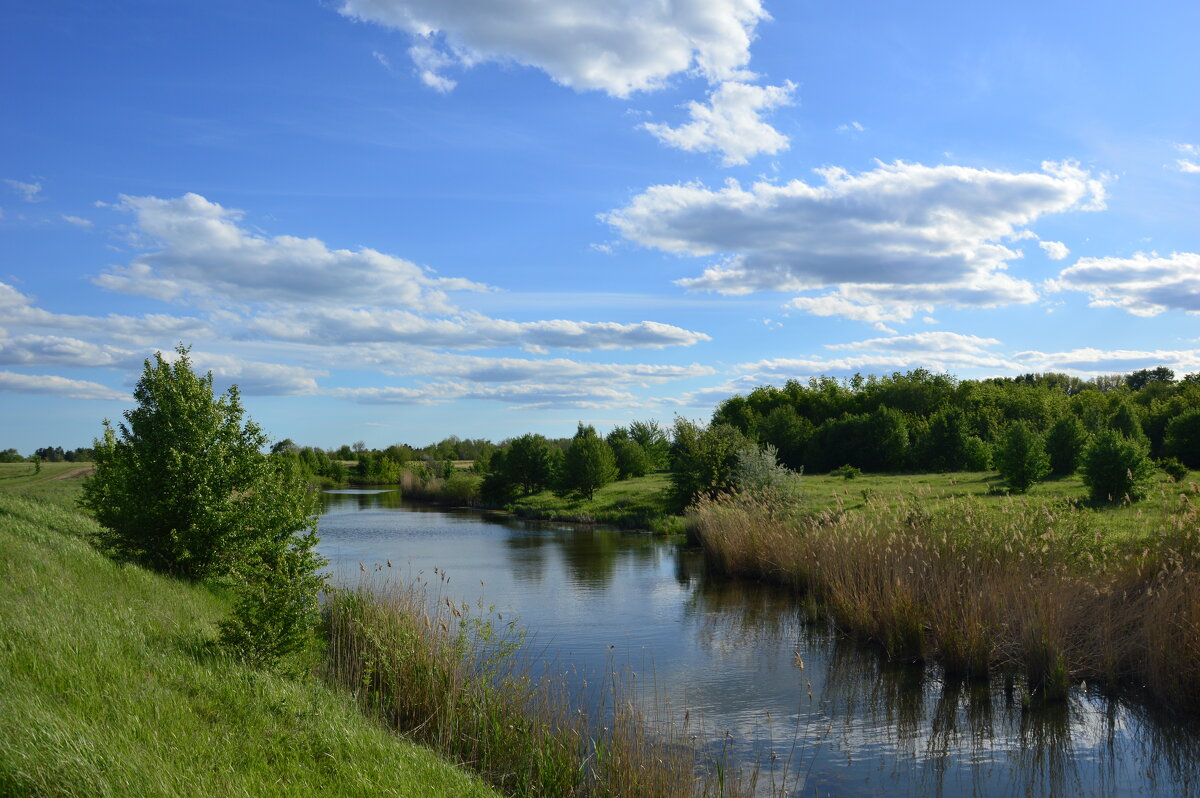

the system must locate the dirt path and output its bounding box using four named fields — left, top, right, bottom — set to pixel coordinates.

left=47, top=466, right=95, bottom=481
